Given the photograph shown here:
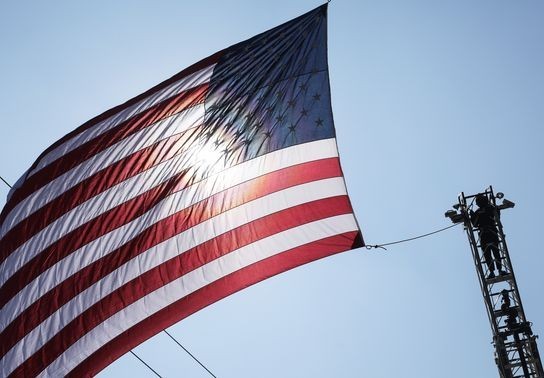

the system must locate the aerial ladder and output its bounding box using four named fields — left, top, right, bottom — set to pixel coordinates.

left=445, top=186, right=543, bottom=378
